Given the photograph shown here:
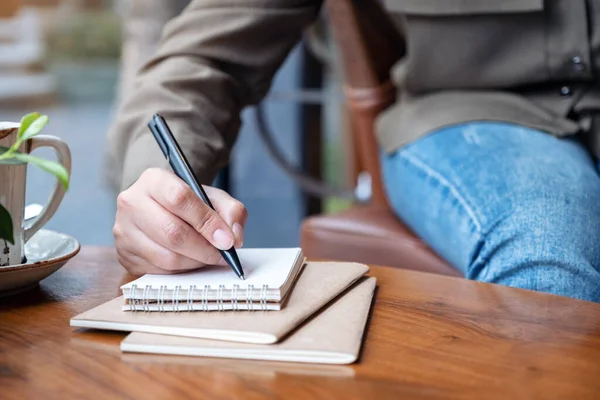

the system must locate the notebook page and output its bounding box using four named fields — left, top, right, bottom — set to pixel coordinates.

left=121, top=248, right=302, bottom=291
